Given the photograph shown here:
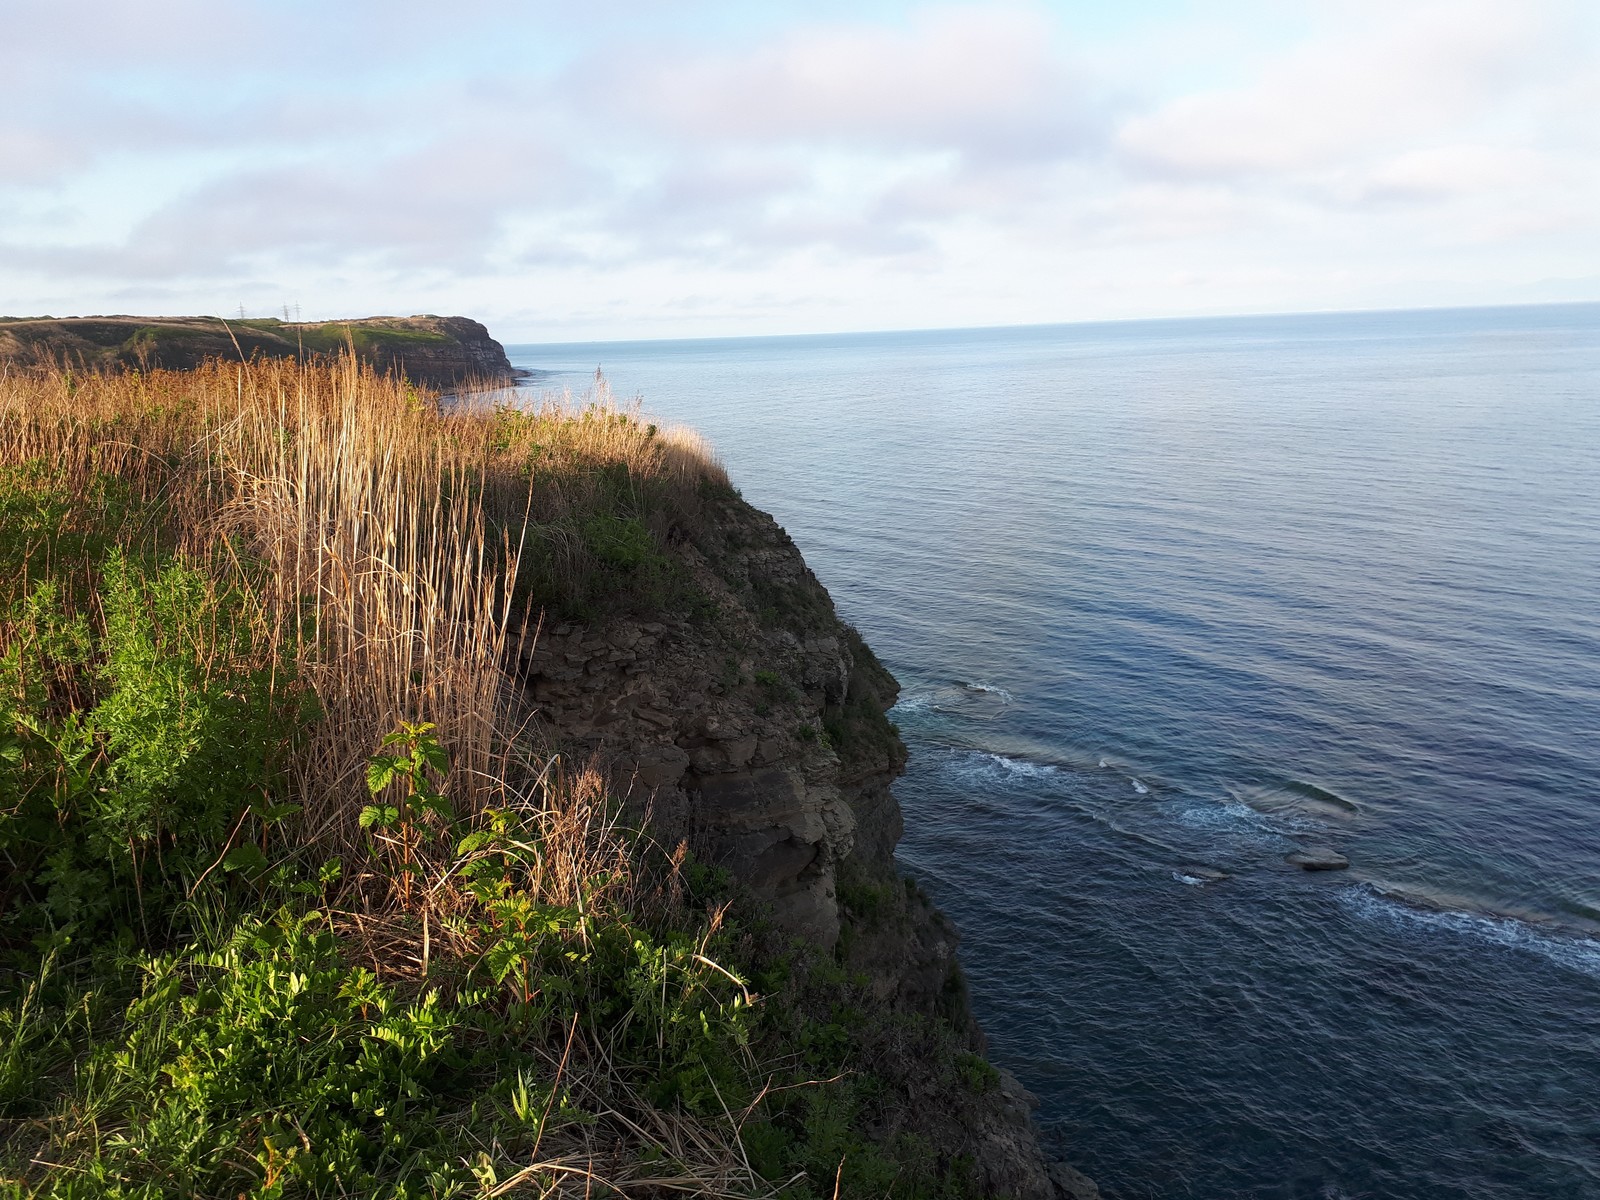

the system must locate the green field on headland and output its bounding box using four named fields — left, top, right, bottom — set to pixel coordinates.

left=0, top=315, right=518, bottom=389
left=0, top=356, right=1021, bottom=1199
